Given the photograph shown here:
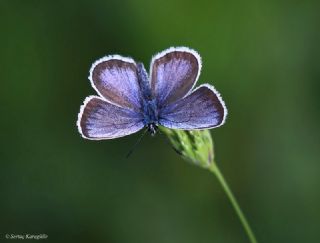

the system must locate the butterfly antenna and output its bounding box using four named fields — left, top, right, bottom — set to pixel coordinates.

left=157, top=129, right=183, bottom=156
left=126, top=128, right=148, bottom=158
